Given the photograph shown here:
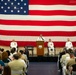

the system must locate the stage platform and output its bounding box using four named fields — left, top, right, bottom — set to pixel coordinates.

left=28, top=55, right=58, bottom=62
